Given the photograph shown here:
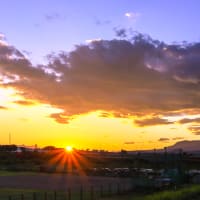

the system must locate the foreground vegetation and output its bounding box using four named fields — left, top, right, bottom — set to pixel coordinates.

left=0, top=187, right=119, bottom=200
left=140, top=185, right=200, bottom=200
left=0, top=171, right=38, bottom=176
left=101, top=185, right=200, bottom=200
left=0, top=185, right=200, bottom=200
